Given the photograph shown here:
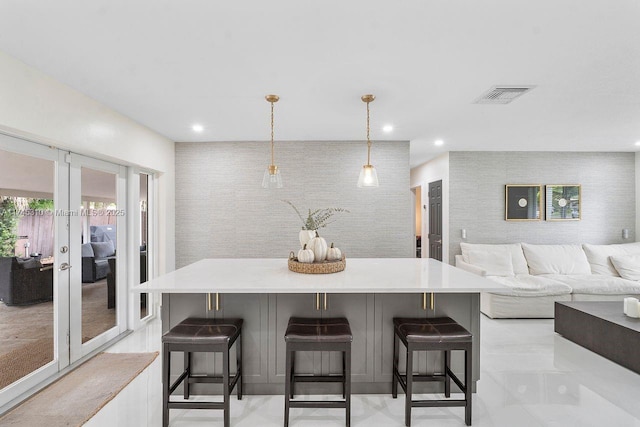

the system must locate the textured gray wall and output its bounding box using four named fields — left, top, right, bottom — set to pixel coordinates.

left=448, top=152, right=636, bottom=264
left=176, top=141, right=412, bottom=268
